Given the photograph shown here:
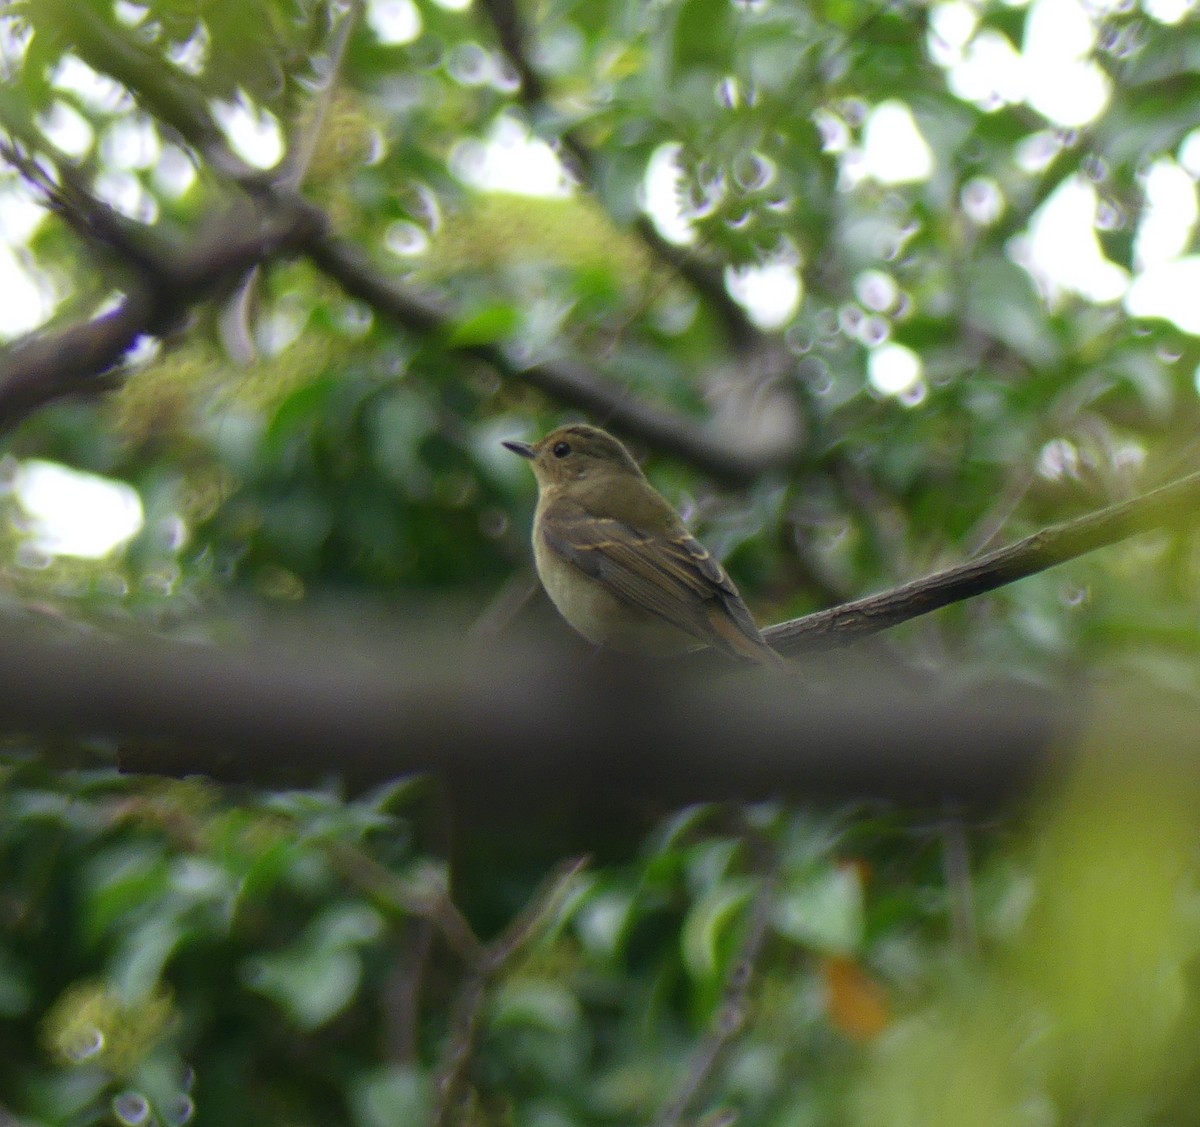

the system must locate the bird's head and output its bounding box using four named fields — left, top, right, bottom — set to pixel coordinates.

left=503, top=424, right=643, bottom=491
